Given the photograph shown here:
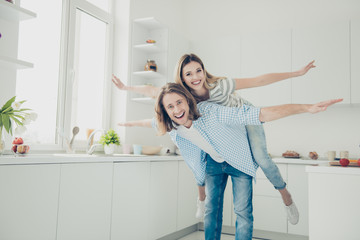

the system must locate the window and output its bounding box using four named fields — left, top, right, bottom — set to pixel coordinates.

left=17, top=0, right=62, bottom=146
left=68, top=8, right=109, bottom=141
left=16, top=0, right=113, bottom=150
